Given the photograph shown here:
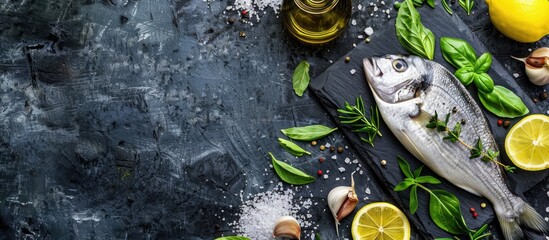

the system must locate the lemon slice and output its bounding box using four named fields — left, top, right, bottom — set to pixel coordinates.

left=351, top=202, right=410, bottom=240
left=504, top=114, right=549, bottom=171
